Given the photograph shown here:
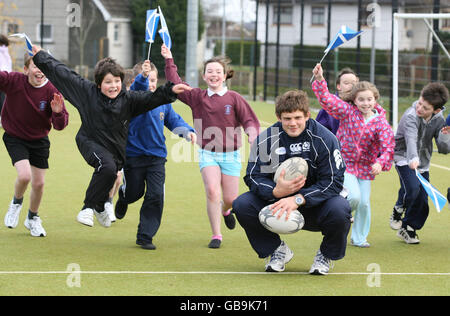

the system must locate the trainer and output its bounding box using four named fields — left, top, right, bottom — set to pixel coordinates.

left=232, top=90, right=351, bottom=275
